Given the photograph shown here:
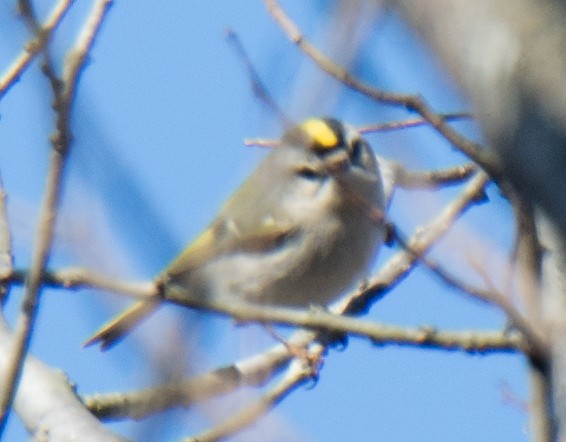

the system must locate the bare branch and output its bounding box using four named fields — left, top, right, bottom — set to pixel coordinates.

left=4, top=267, right=156, bottom=299
left=84, top=317, right=521, bottom=424
left=0, top=0, right=113, bottom=434
left=184, top=356, right=318, bottom=442
left=163, top=290, right=528, bottom=353
left=358, top=112, right=473, bottom=133
left=244, top=114, right=474, bottom=149
left=392, top=163, right=477, bottom=190
left=85, top=334, right=301, bottom=420
left=0, top=180, right=13, bottom=303
left=0, top=316, right=125, bottom=441
left=342, top=172, right=490, bottom=315
left=243, top=138, right=282, bottom=148
left=510, top=196, right=543, bottom=326
left=0, top=0, right=75, bottom=100
left=225, top=29, right=292, bottom=128
left=395, top=232, right=547, bottom=358
left=264, top=0, right=502, bottom=181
